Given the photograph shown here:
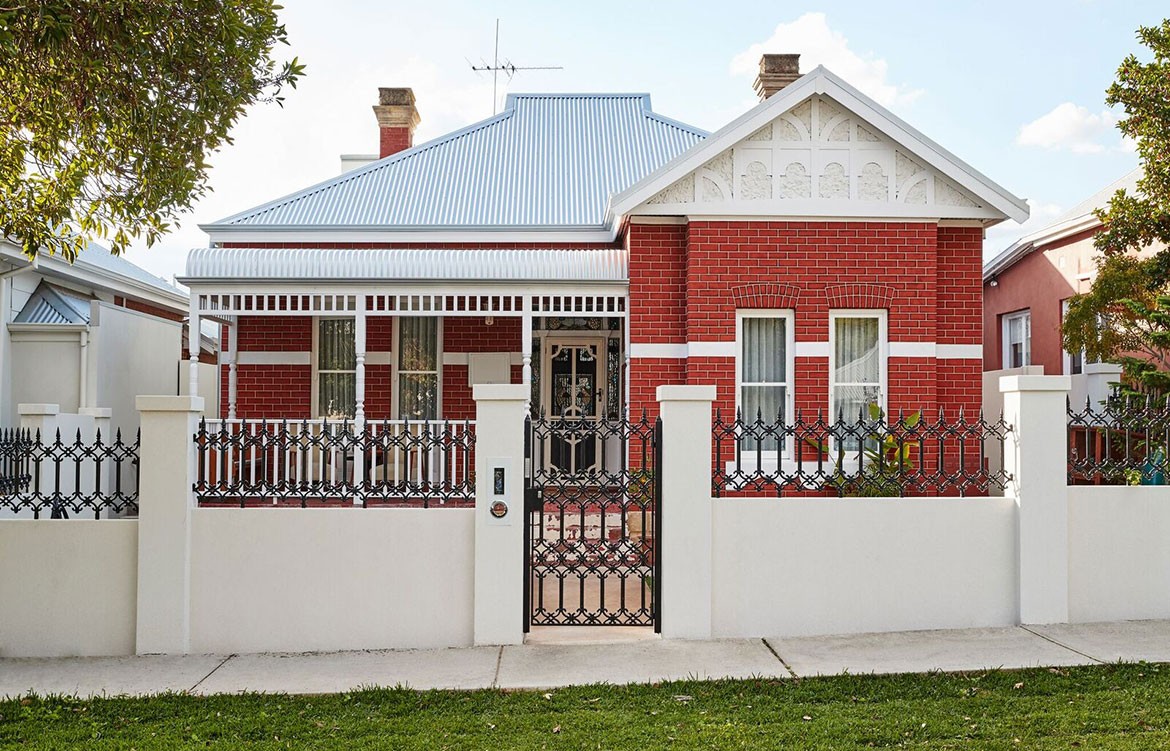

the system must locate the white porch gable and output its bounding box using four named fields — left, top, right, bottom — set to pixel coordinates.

left=610, top=66, right=1029, bottom=225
